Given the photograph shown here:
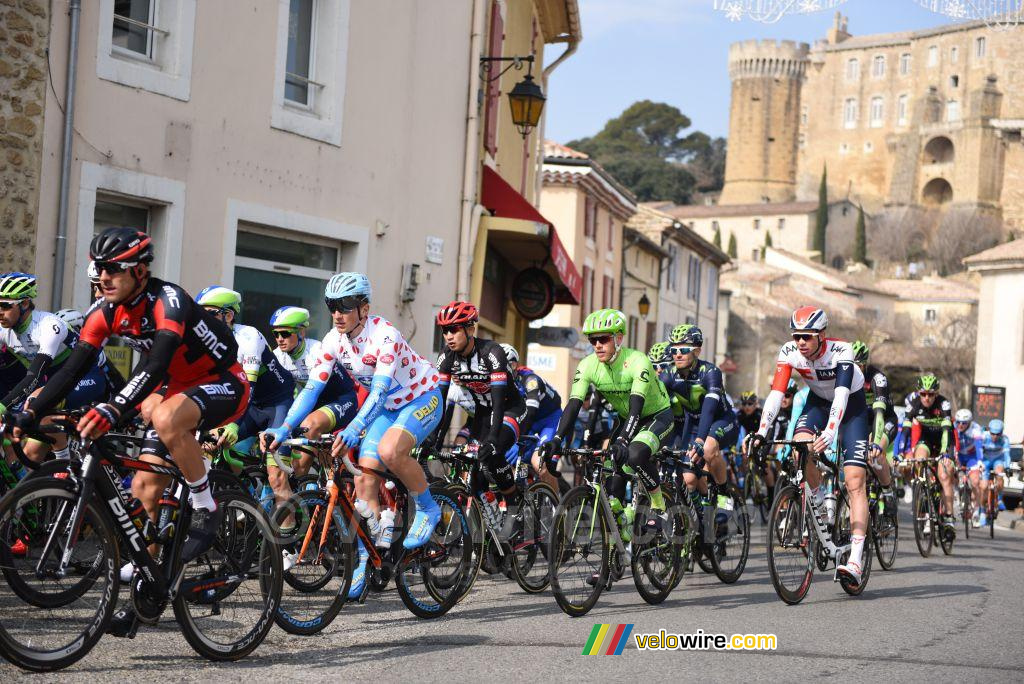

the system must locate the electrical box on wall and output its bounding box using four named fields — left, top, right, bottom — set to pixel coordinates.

left=400, top=263, right=421, bottom=302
